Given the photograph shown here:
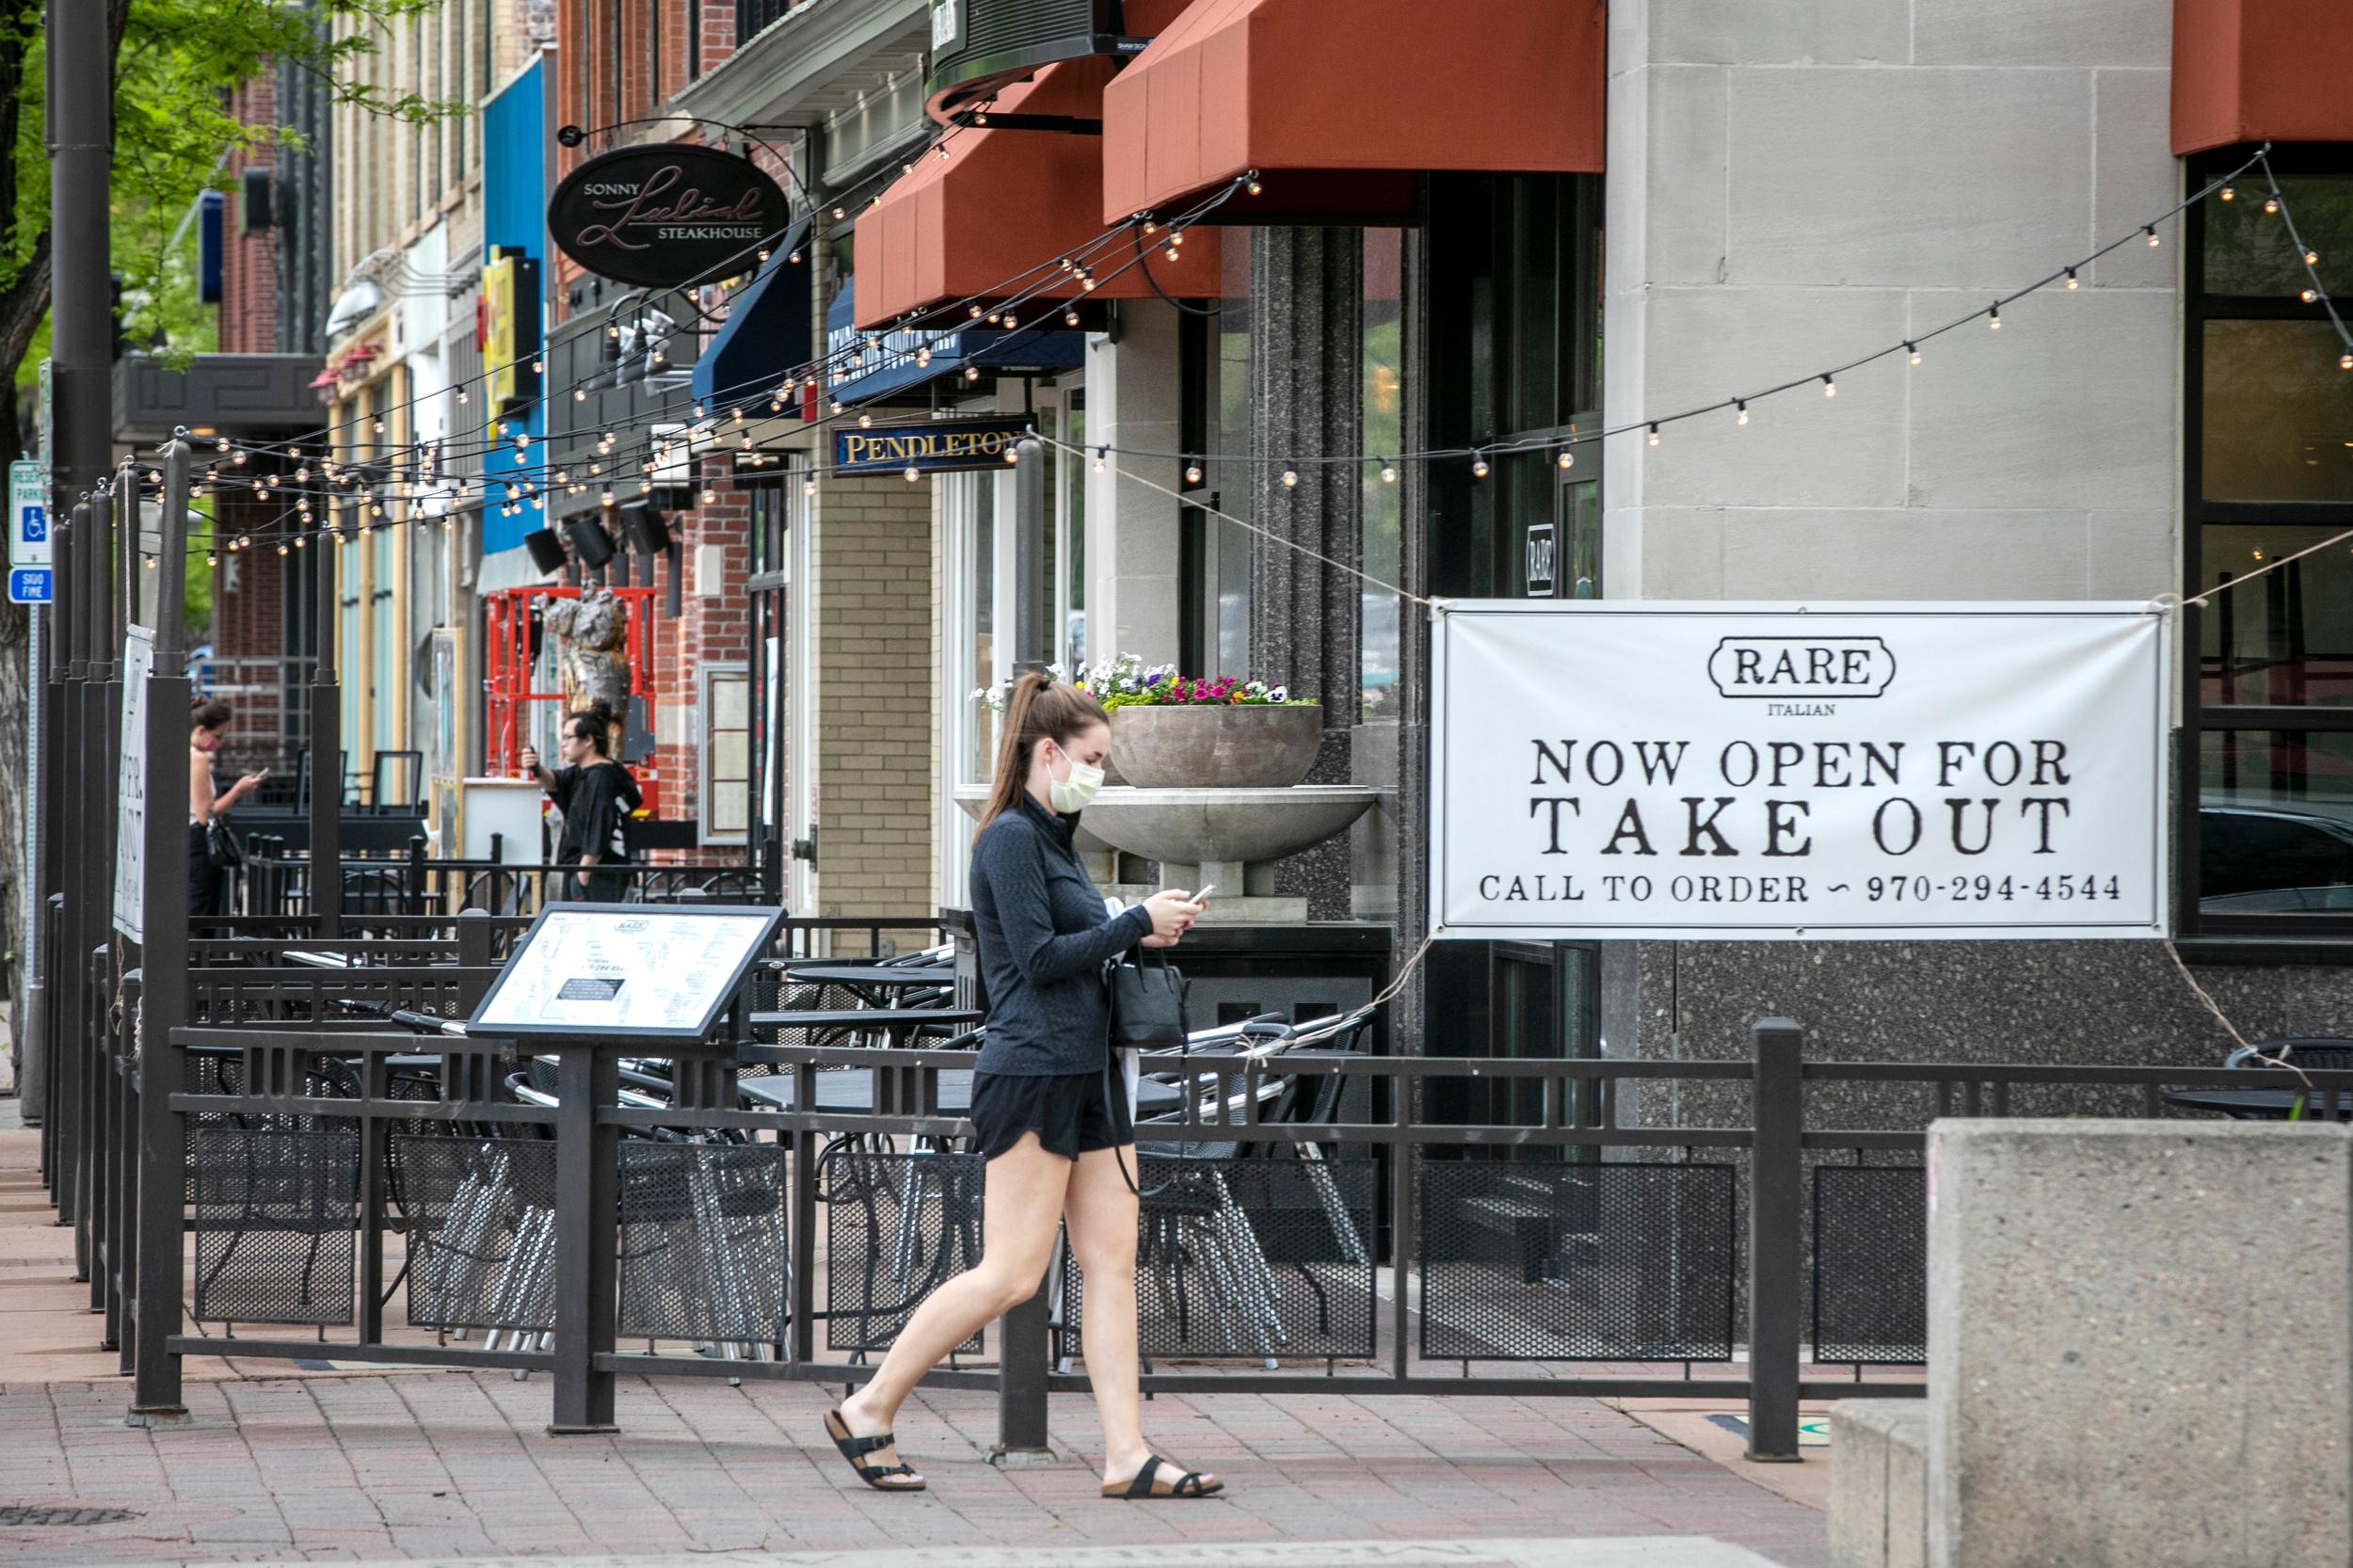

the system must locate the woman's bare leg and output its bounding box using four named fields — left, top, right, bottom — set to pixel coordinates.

left=1063, top=1144, right=1216, bottom=1492
left=835, top=1133, right=1070, bottom=1472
